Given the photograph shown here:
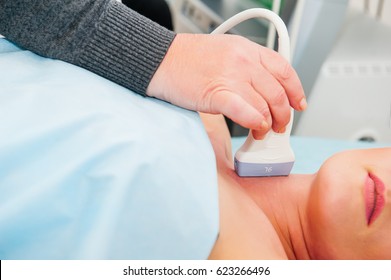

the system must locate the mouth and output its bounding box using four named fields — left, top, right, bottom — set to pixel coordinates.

left=364, top=173, right=386, bottom=226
